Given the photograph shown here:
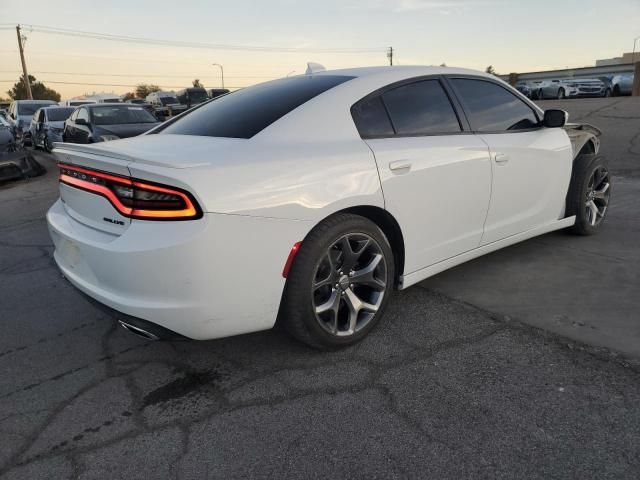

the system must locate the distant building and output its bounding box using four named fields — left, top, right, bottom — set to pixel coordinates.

left=596, top=52, right=637, bottom=66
